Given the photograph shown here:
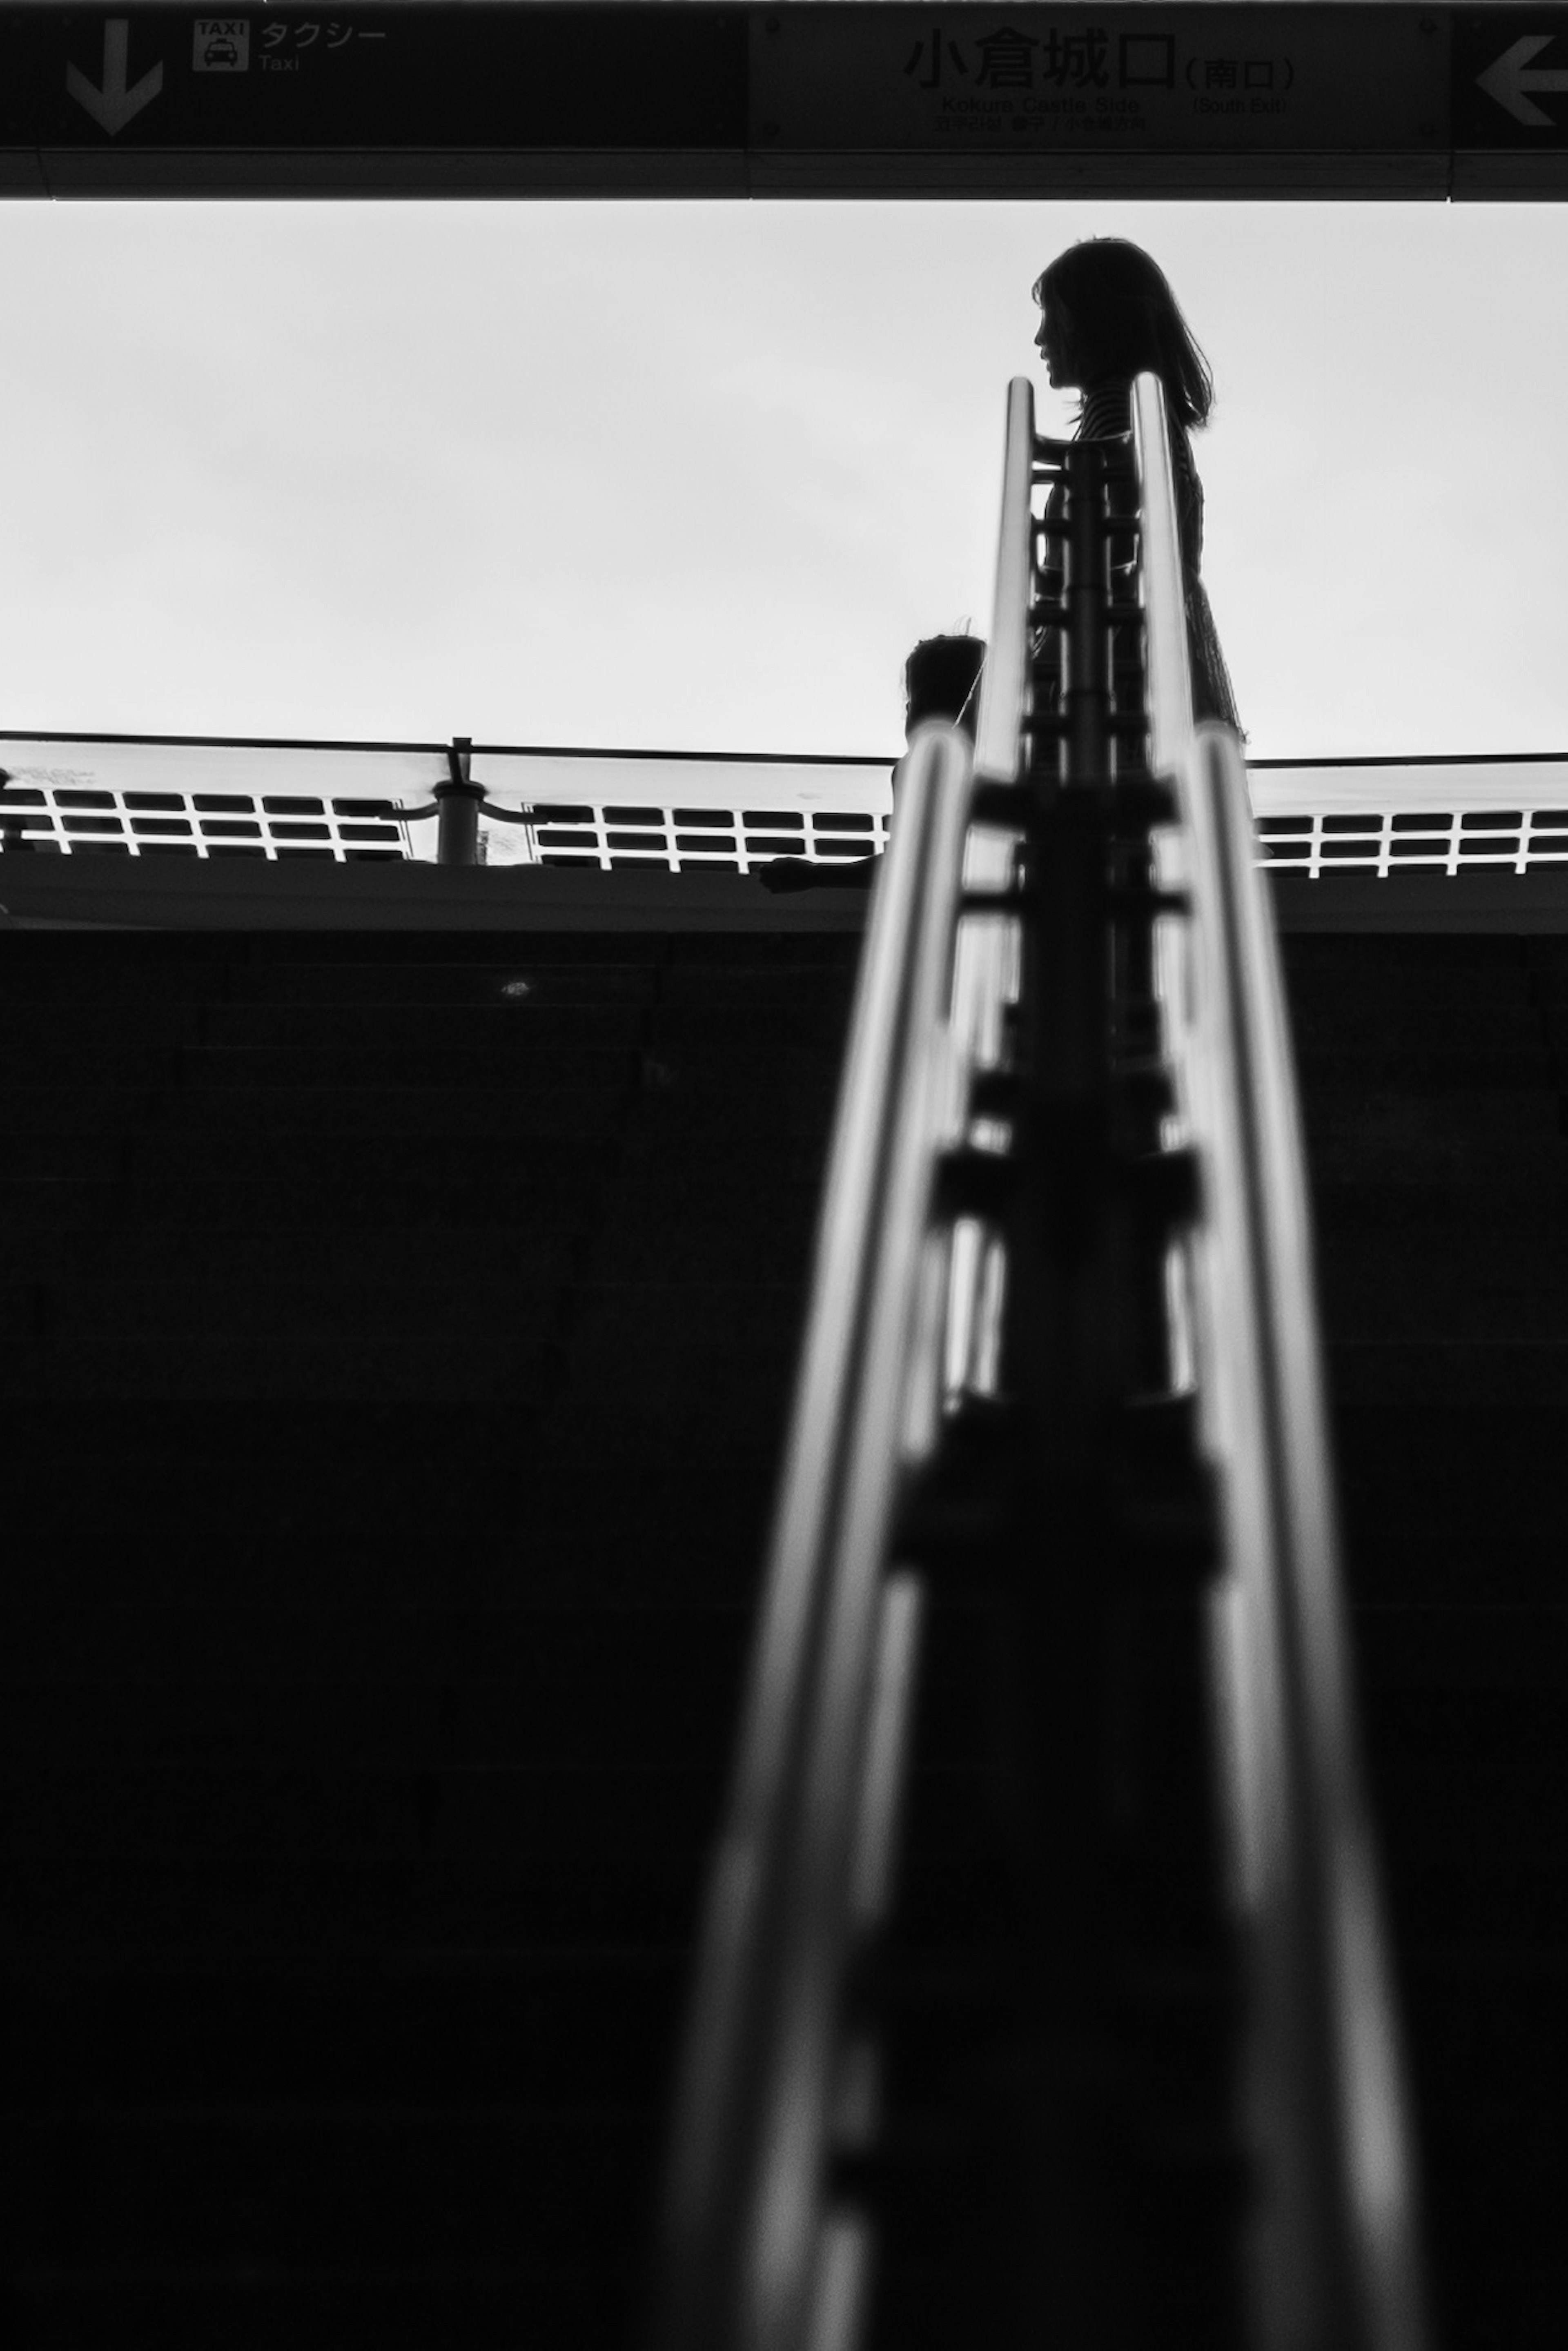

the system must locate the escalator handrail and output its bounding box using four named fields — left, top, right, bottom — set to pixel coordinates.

left=973, top=376, right=1037, bottom=787
left=645, top=718, right=979, bottom=2351
left=1129, top=372, right=1196, bottom=783
left=1133, top=370, right=1433, bottom=2351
